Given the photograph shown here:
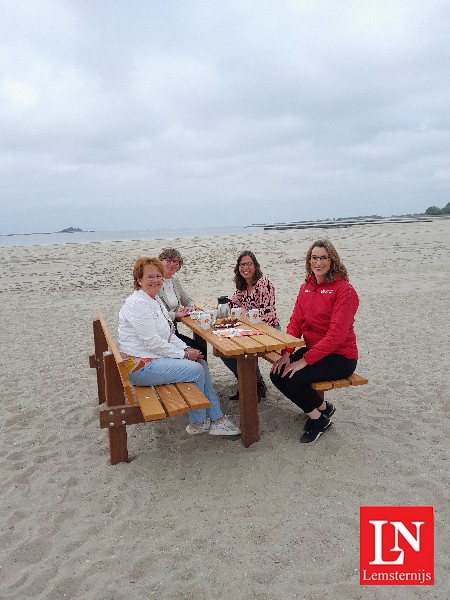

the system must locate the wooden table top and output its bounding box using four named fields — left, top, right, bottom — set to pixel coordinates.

left=179, top=311, right=304, bottom=357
